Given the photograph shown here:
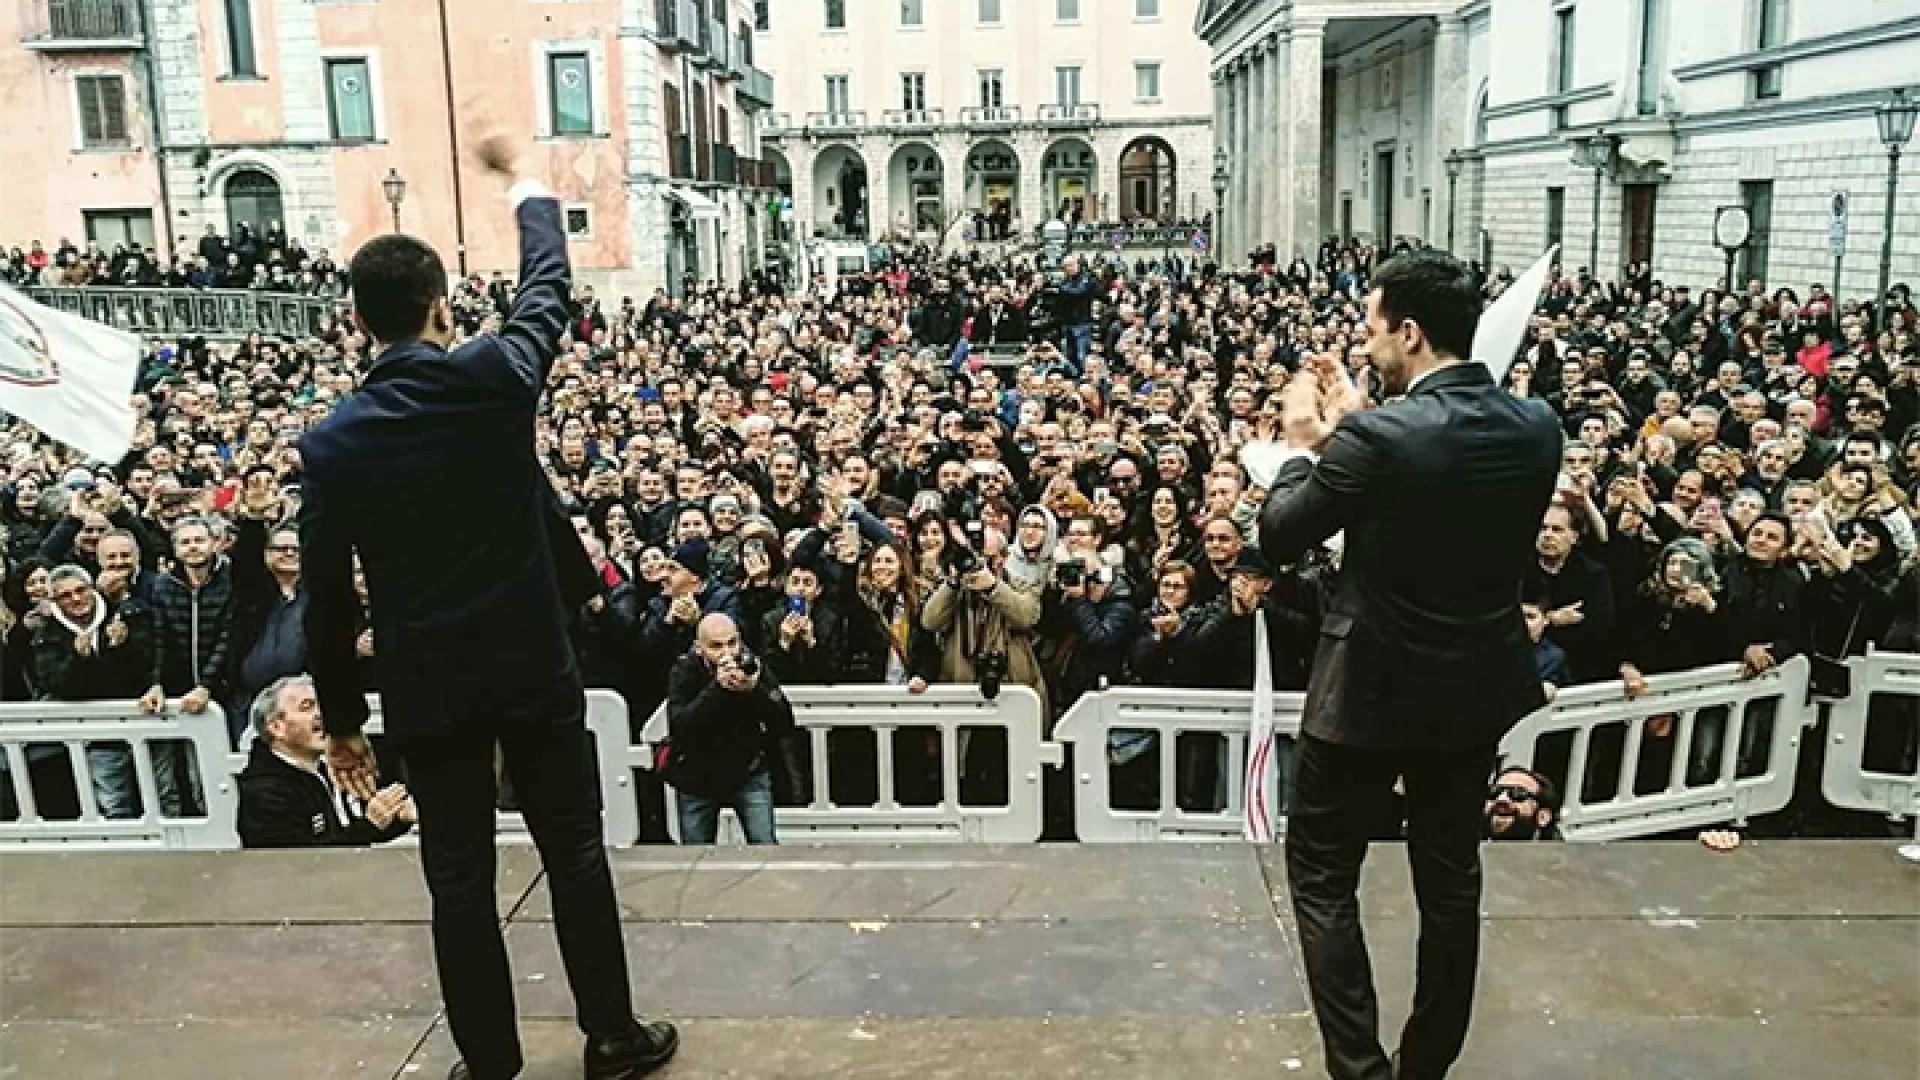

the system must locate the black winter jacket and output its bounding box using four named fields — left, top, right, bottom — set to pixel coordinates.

left=236, top=740, right=411, bottom=848
left=664, top=652, right=796, bottom=799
